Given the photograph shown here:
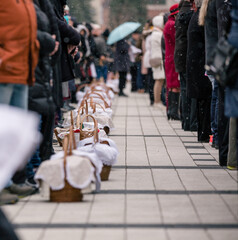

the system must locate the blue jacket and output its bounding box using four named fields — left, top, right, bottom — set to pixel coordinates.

left=225, top=0, right=238, bottom=117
